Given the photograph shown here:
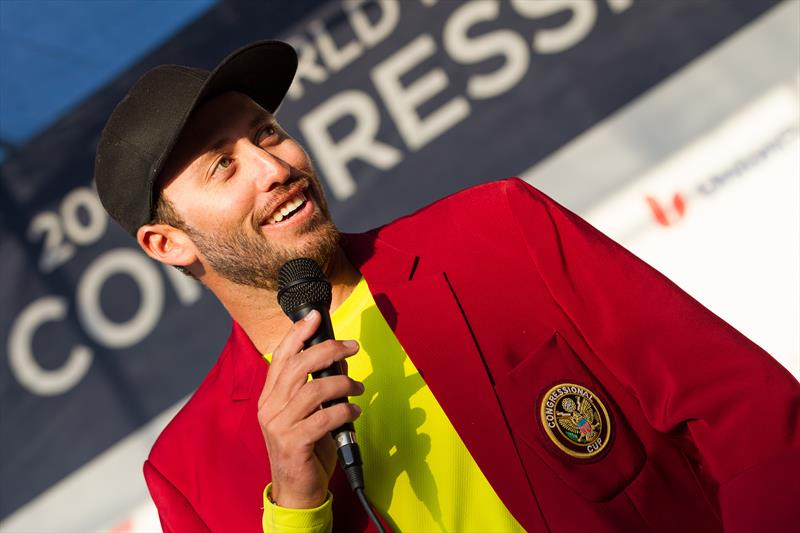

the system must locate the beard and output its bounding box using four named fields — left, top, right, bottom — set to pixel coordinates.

left=185, top=205, right=339, bottom=291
